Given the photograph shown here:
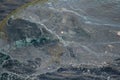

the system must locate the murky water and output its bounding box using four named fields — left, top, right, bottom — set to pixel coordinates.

left=0, top=0, right=33, bottom=22
left=0, top=0, right=120, bottom=80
